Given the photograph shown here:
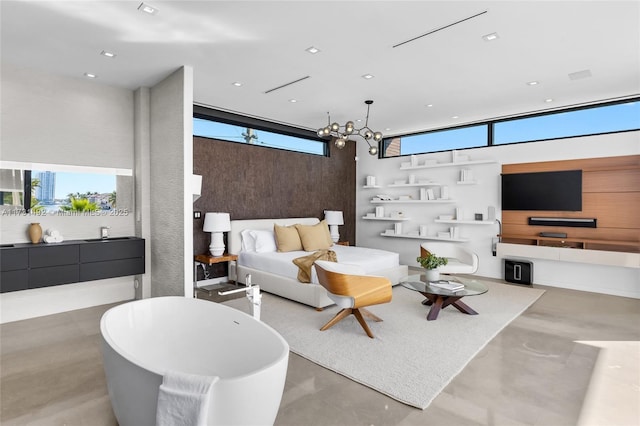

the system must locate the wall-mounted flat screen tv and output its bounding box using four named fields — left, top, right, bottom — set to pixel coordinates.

left=501, top=170, right=582, bottom=211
